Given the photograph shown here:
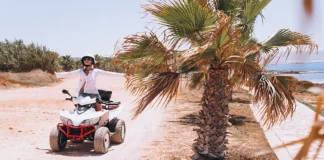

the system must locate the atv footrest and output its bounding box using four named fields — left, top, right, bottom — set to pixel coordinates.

left=57, top=123, right=96, bottom=140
